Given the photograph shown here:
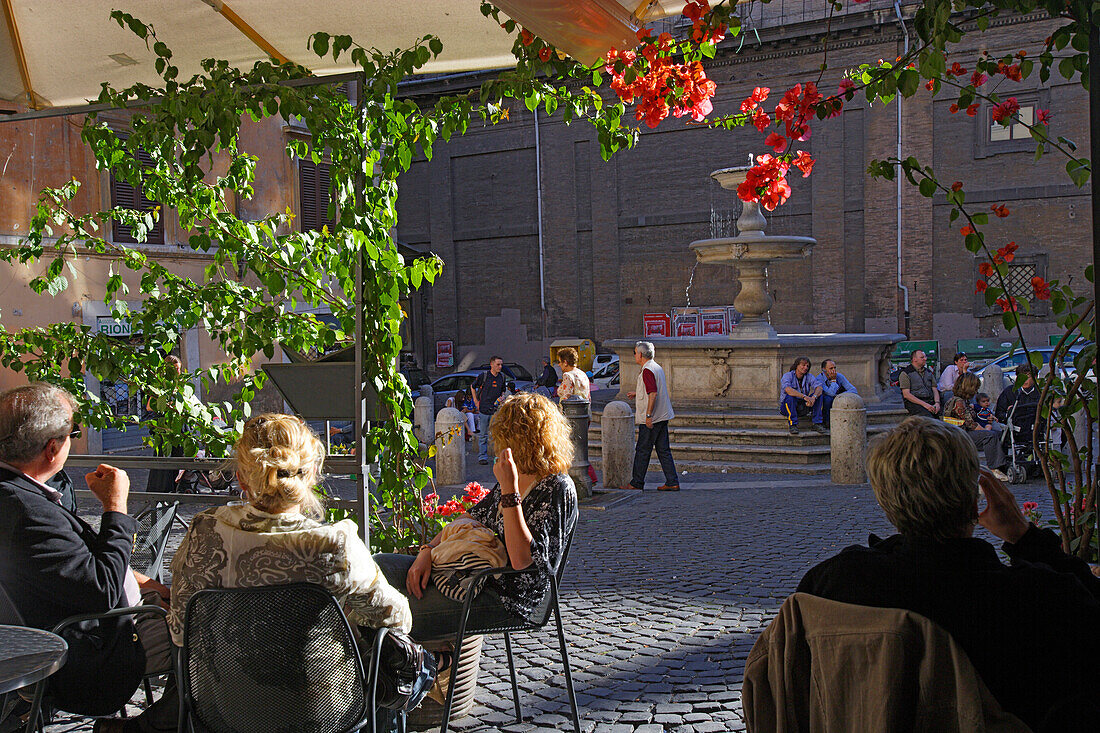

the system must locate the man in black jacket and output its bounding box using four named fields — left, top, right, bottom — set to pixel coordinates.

left=0, top=383, right=170, bottom=719
left=797, top=416, right=1100, bottom=730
